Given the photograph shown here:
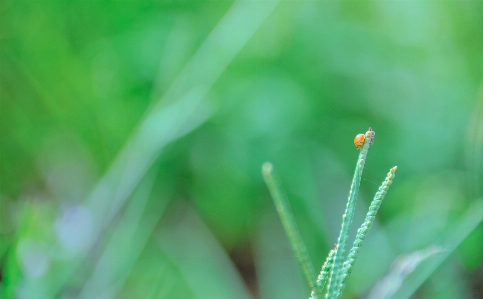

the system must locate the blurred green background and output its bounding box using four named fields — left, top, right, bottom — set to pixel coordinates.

left=1, top=1, right=483, bottom=298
